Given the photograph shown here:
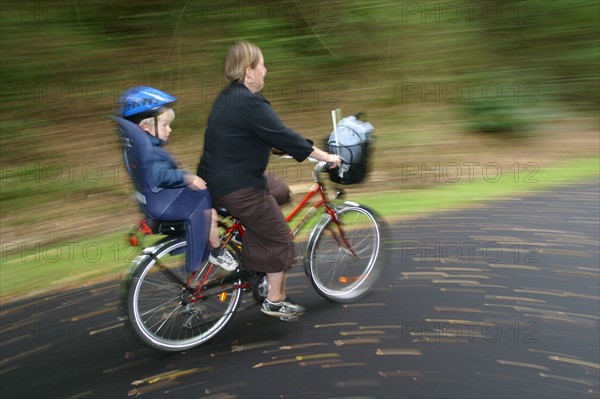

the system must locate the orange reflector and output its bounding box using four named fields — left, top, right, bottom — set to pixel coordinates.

left=218, top=292, right=227, bottom=302
left=339, top=276, right=361, bottom=284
